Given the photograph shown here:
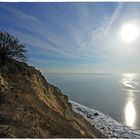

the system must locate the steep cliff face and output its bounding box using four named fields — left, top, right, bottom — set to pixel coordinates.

left=0, top=61, right=97, bottom=138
